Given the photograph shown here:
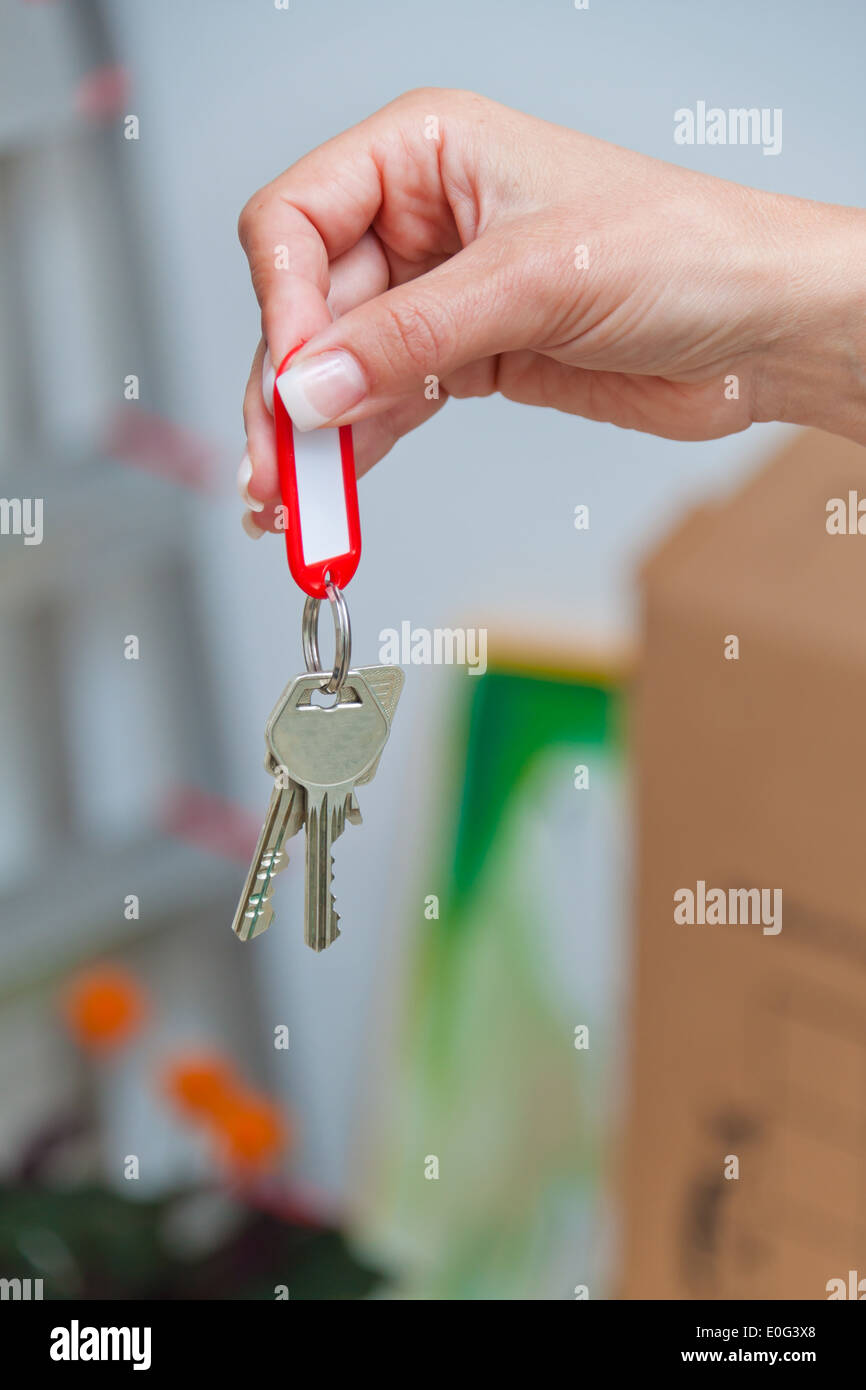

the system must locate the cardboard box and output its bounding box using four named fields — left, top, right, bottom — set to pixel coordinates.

left=622, top=429, right=866, bottom=1300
